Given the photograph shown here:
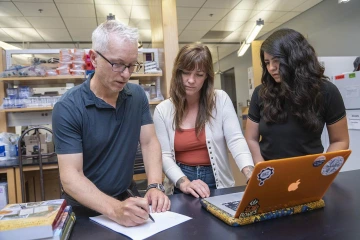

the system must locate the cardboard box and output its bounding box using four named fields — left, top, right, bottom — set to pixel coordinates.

left=24, top=134, right=46, bottom=146
left=24, top=134, right=48, bottom=155
left=47, top=142, right=54, bottom=153
left=0, top=182, right=8, bottom=209
left=26, top=143, right=48, bottom=155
